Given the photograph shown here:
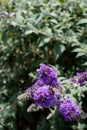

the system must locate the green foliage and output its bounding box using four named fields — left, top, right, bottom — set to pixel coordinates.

left=0, top=0, right=87, bottom=130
